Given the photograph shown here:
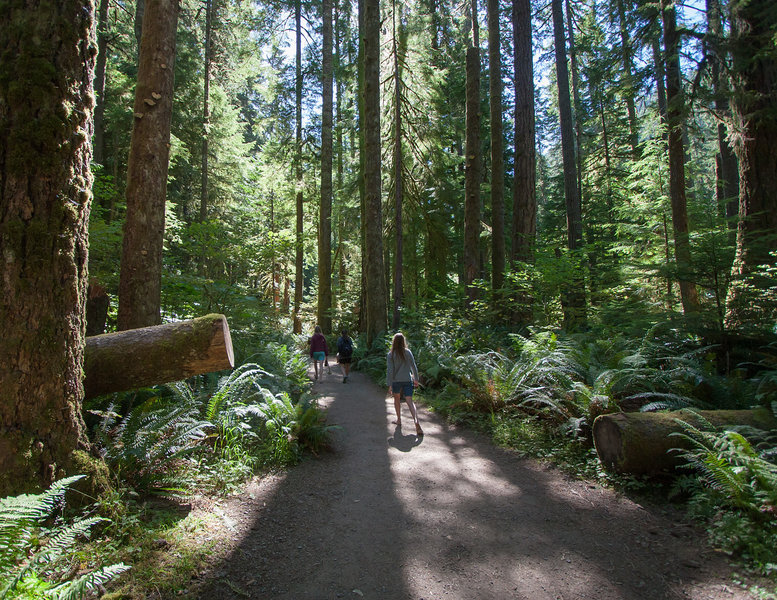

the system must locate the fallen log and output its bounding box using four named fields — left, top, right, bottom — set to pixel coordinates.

left=84, top=314, right=234, bottom=399
left=592, top=408, right=777, bottom=475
